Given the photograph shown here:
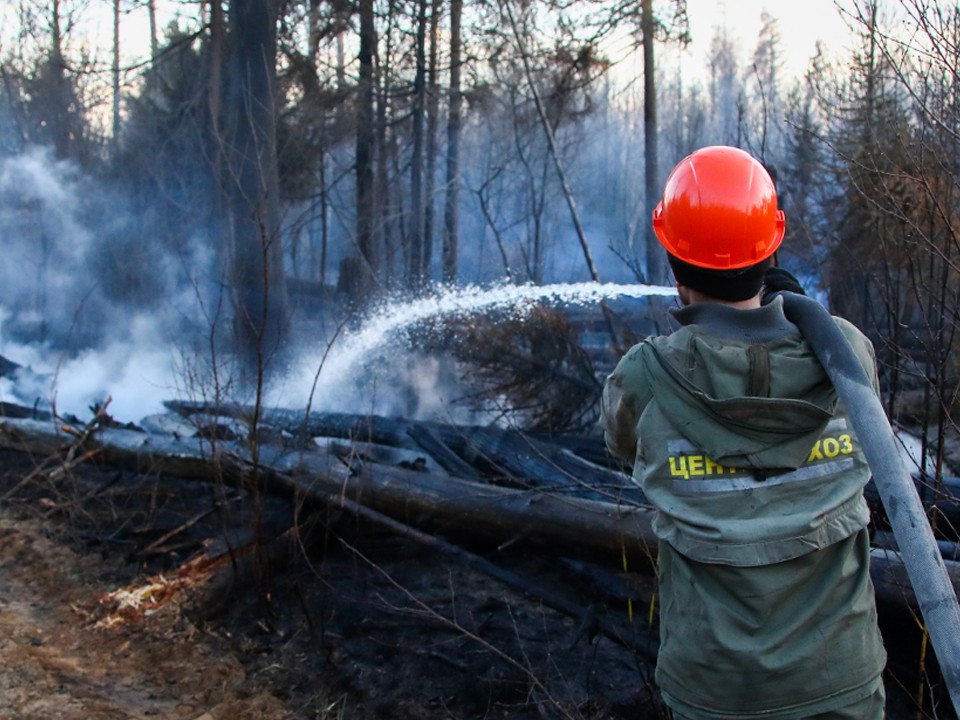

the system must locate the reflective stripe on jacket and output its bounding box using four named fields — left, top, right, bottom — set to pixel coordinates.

left=601, top=296, right=877, bottom=566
